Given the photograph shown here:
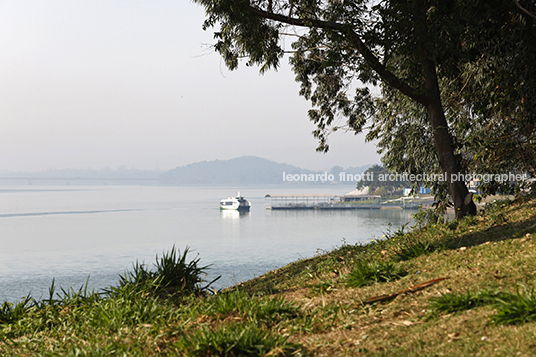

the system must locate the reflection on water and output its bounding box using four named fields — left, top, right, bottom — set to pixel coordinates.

left=220, top=209, right=251, bottom=219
